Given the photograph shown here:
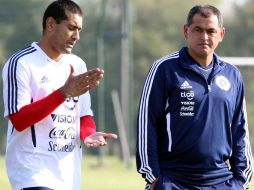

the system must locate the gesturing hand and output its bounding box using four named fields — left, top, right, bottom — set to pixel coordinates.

left=60, top=65, right=104, bottom=98
left=84, top=132, right=118, bottom=148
